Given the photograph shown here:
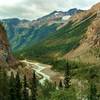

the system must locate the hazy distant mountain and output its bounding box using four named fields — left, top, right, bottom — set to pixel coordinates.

left=2, top=8, right=81, bottom=51
left=66, top=8, right=82, bottom=15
